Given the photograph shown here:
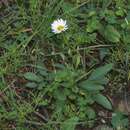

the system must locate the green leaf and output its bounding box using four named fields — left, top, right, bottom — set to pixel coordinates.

left=111, top=112, right=129, bottom=128
left=123, top=33, right=130, bottom=44
left=7, top=111, right=18, bottom=120
left=93, top=94, right=112, bottom=110
left=39, top=70, right=48, bottom=76
left=87, top=17, right=101, bottom=33
left=24, top=72, right=42, bottom=82
left=61, top=117, right=79, bottom=130
left=104, top=25, right=121, bottom=42
left=116, top=9, right=125, bottom=17
left=86, top=107, right=96, bottom=119
left=81, top=80, right=104, bottom=91
left=88, top=63, right=113, bottom=80
left=93, top=77, right=109, bottom=85
left=54, top=89, right=66, bottom=101
left=102, top=0, right=112, bottom=9
left=30, top=0, right=38, bottom=10
left=99, top=48, right=110, bottom=60
left=38, top=100, right=48, bottom=106
left=75, top=54, right=81, bottom=68
left=25, top=82, right=37, bottom=88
